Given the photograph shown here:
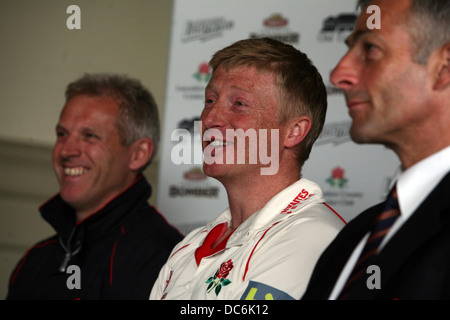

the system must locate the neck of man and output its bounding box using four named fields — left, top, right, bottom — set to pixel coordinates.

left=221, top=161, right=301, bottom=229
left=389, top=114, right=450, bottom=170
